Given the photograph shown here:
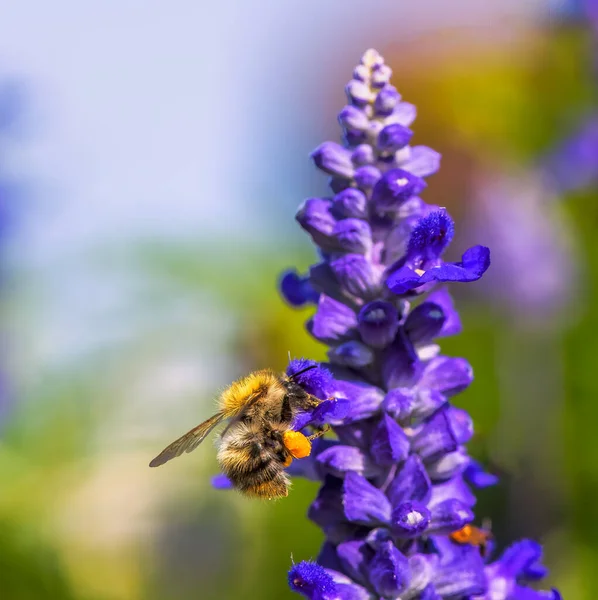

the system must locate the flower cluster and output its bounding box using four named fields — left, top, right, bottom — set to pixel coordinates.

left=280, top=49, right=559, bottom=600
